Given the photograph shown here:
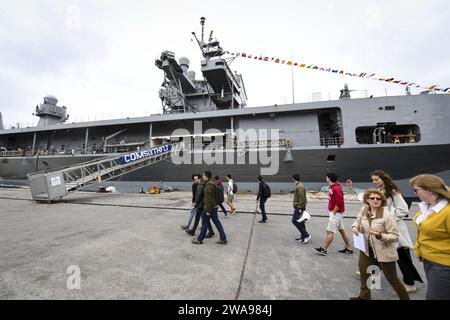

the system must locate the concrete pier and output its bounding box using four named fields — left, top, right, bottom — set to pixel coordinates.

left=0, top=188, right=426, bottom=299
